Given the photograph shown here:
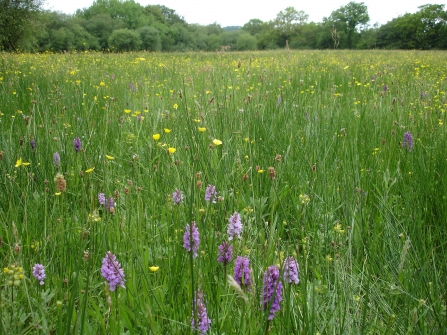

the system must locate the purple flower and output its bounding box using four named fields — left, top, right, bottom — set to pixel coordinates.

left=32, top=263, right=46, bottom=285
left=383, top=84, right=388, bottom=92
left=262, top=265, right=283, bottom=320
left=191, top=289, right=211, bottom=334
left=172, top=188, right=184, bottom=205
left=109, top=197, right=115, bottom=209
left=183, top=222, right=200, bottom=258
left=30, top=139, right=36, bottom=150
left=217, top=242, right=233, bottom=265
left=227, top=212, right=242, bottom=240
left=283, top=256, right=299, bottom=284
left=98, top=193, right=106, bottom=206
left=53, top=152, right=61, bottom=168
left=205, top=184, right=217, bottom=203
left=403, top=131, right=413, bottom=151
left=234, top=256, right=251, bottom=289
left=101, top=251, right=125, bottom=291
left=73, top=137, right=81, bottom=152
